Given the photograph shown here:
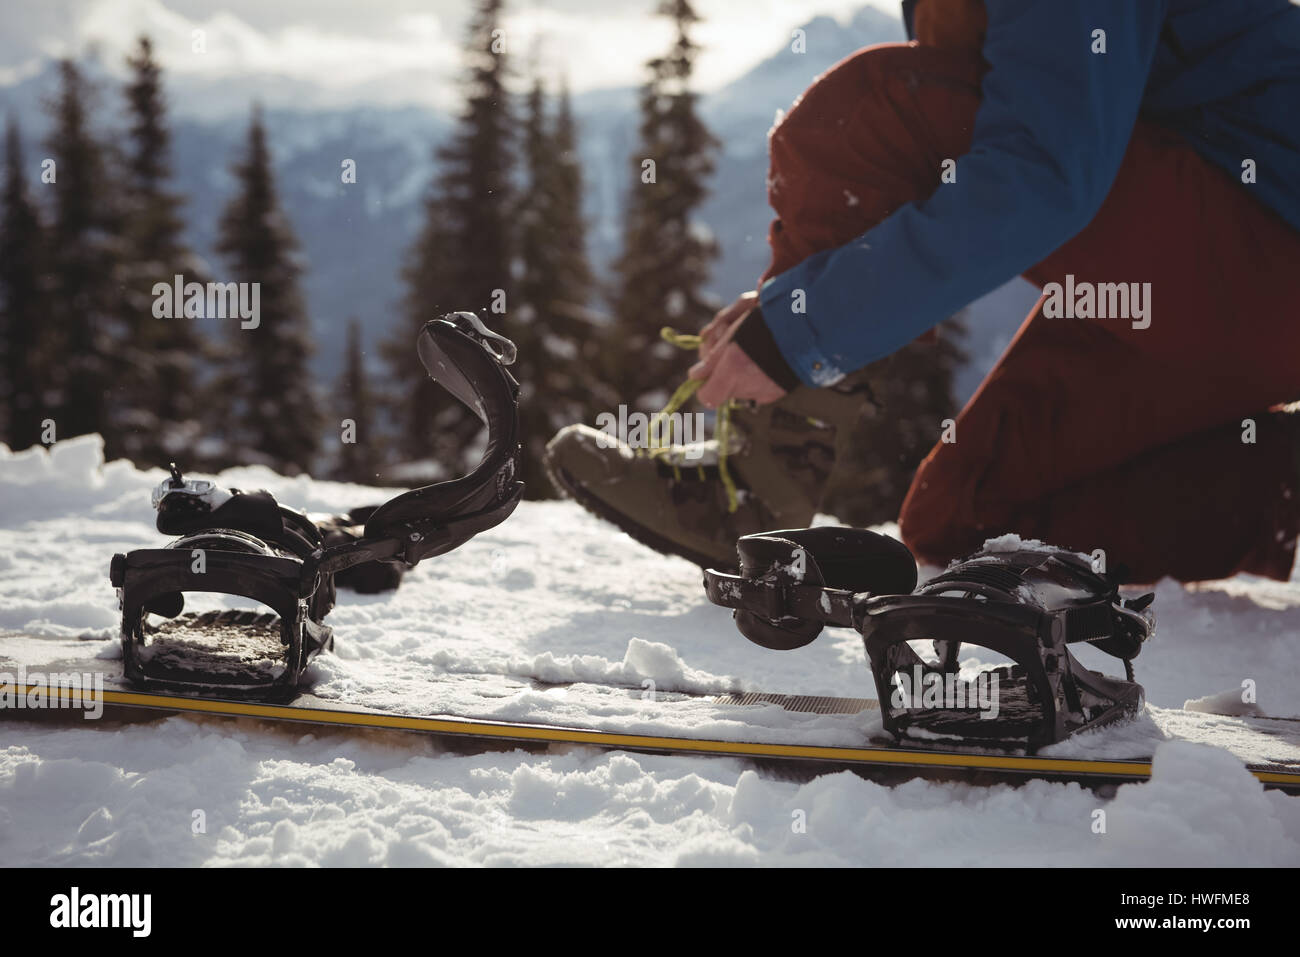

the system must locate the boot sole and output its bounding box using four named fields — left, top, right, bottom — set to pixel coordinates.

left=545, top=460, right=737, bottom=573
